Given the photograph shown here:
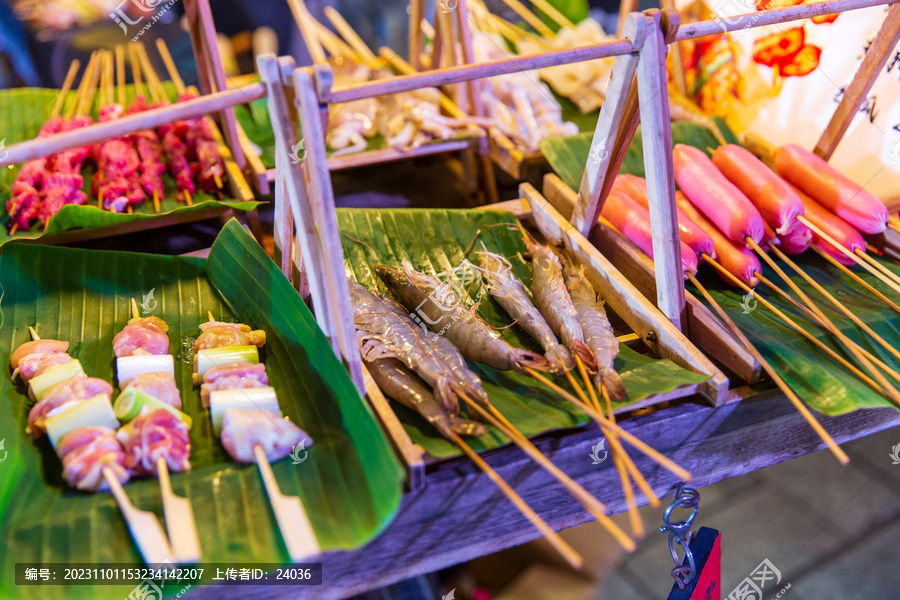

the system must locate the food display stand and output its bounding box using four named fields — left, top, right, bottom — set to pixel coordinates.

left=1, top=0, right=899, bottom=597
